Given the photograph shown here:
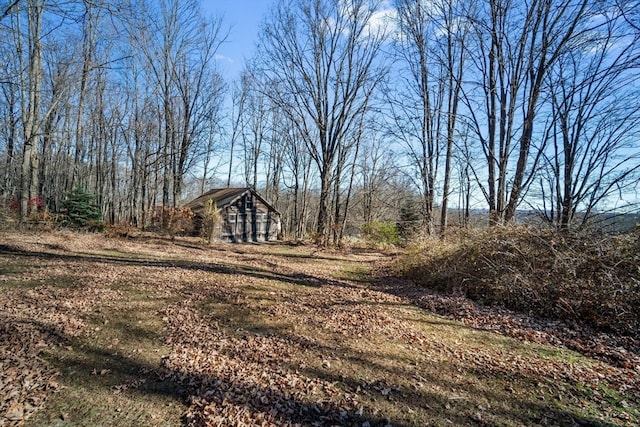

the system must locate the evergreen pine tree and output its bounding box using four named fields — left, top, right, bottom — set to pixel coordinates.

left=61, top=187, right=102, bottom=229
left=398, top=198, right=421, bottom=240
